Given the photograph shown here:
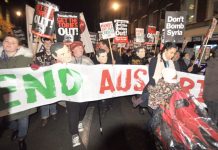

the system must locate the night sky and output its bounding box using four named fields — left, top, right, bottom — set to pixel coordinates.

left=10, top=0, right=99, bottom=32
